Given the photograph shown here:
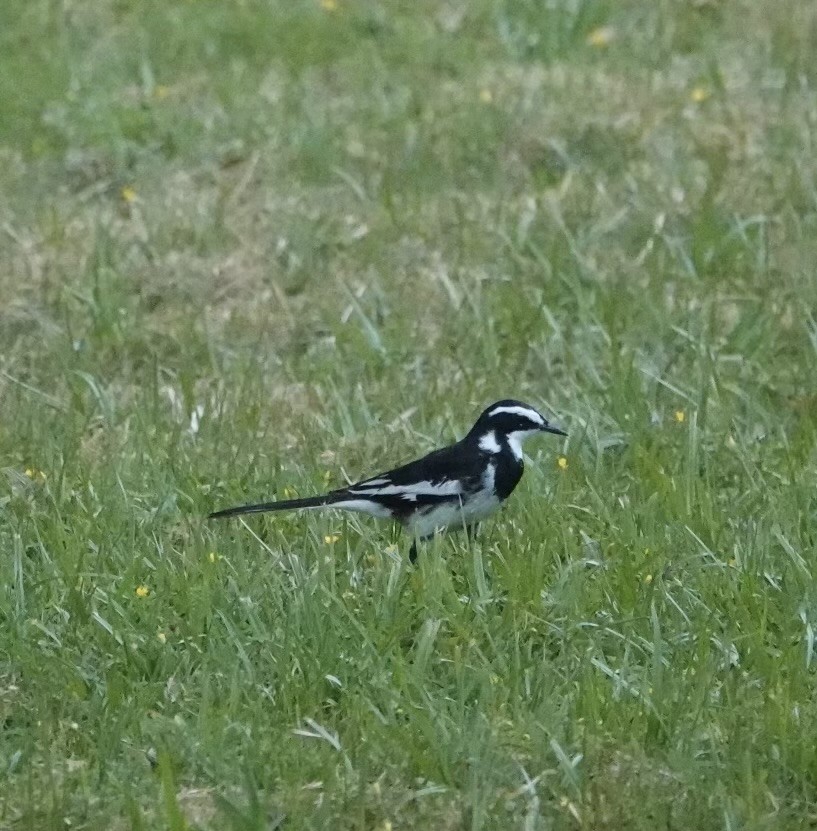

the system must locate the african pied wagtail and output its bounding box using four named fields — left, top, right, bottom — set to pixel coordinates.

left=209, top=400, right=566, bottom=561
